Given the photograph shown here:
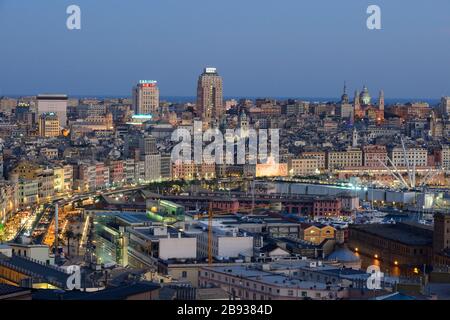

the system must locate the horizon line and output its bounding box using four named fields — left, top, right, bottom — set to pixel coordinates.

left=0, top=94, right=443, bottom=103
